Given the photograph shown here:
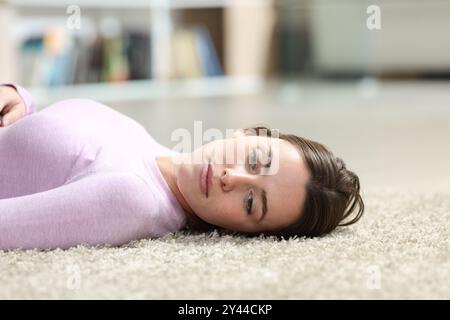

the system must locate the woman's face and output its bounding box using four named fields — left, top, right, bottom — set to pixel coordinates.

left=175, top=135, right=311, bottom=233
